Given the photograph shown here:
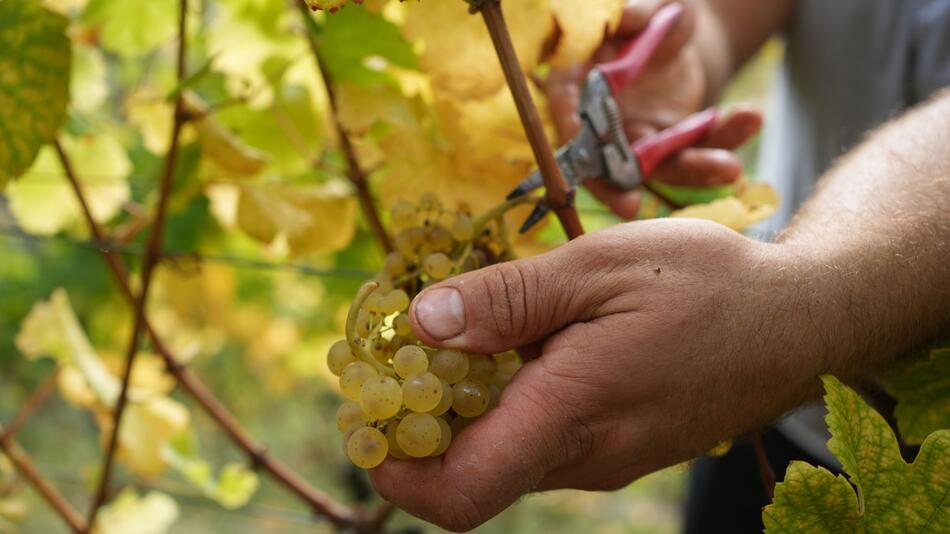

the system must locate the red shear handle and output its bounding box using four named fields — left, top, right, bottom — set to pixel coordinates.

left=632, top=108, right=719, bottom=178
left=595, top=3, right=684, bottom=95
